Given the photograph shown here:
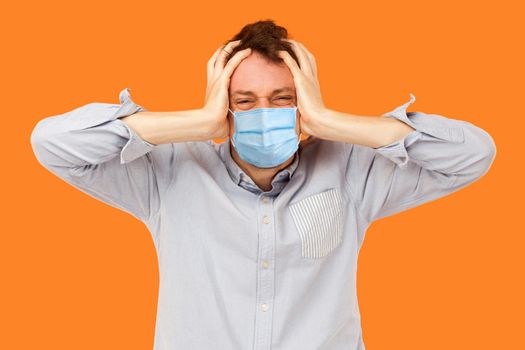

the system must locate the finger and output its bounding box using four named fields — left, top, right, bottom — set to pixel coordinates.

left=295, top=41, right=318, bottom=79
left=221, top=48, right=252, bottom=80
left=277, top=50, right=303, bottom=82
left=284, top=39, right=314, bottom=78
left=290, top=39, right=316, bottom=79
left=214, top=40, right=242, bottom=76
left=207, top=47, right=223, bottom=81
